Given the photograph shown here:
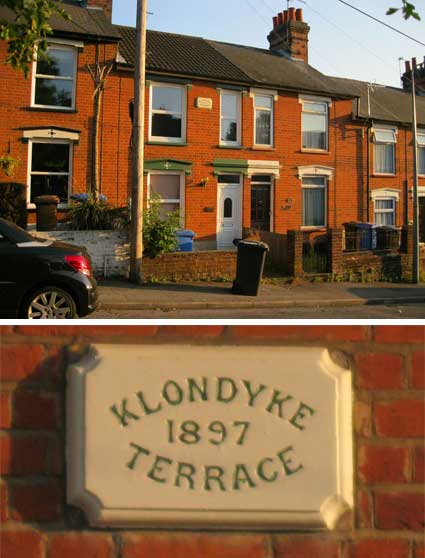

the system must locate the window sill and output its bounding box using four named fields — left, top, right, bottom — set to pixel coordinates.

left=147, top=141, right=188, bottom=146
left=217, top=145, right=244, bottom=149
left=27, top=203, right=70, bottom=210
left=27, top=107, right=77, bottom=114
left=300, top=148, right=329, bottom=154
left=372, top=173, right=396, bottom=178
left=300, top=226, right=327, bottom=231
left=251, top=146, right=275, bottom=151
